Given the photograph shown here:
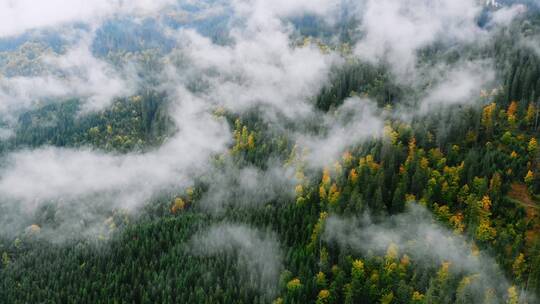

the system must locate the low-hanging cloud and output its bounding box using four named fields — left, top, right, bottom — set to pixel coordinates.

left=420, top=60, right=497, bottom=112
left=354, top=0, right=484, bottom=79
left=0, top=0, right=176, bottom=38
left=0, top=39, right=136, bottom=117
left=488, top=4, right=527, bottom=27
left=0, top=0, right=531, bottom=241
left=0, top=0, right=344, bottom=238
left=324, top=204, right=536, bottom=302
left=189, top=223, right=283, bottom=299
left=0, top=87, right=231, bottom=237
left=168, top=27, right=339, bottom=120
left=296, top=97, right=384, bottom=167
left=199, top=159, right=297, bottom=213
